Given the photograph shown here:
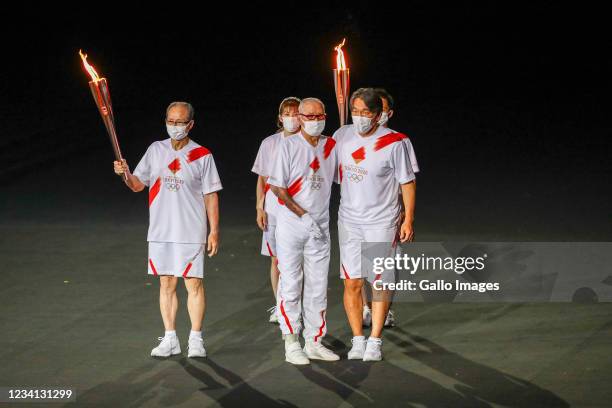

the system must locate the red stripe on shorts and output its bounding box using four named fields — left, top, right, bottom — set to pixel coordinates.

left=266, top=241, right=275, bottom=257
left=149, top=259, right=158, bottom=276
left=280, top=300, right=293, bottom=334
left=182, top=262, right=193, bottom=277
left=341, top=263, right=351, bottom=279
